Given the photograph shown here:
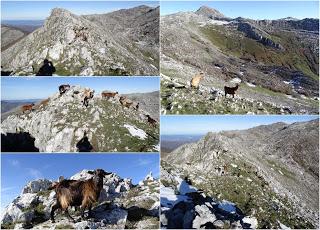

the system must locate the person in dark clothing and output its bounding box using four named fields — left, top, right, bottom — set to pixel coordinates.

left=76, top=131, right=93, bottom=152
left=36, top=59, right=56, bottom=76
